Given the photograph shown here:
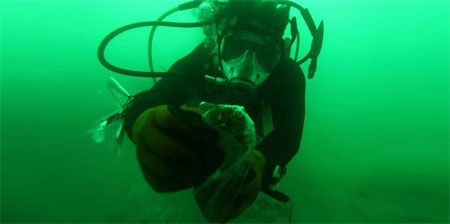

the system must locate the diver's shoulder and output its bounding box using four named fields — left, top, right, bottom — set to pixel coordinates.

left=187, top=42, right=210, bottom=58
left=277, top=57, right=306, bottom=82
left=282, top=57, right=304, bottom=73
